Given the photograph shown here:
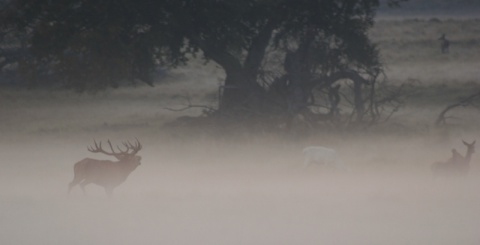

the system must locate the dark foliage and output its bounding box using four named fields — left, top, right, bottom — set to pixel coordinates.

left=1, top=0, right=407, bottom=129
